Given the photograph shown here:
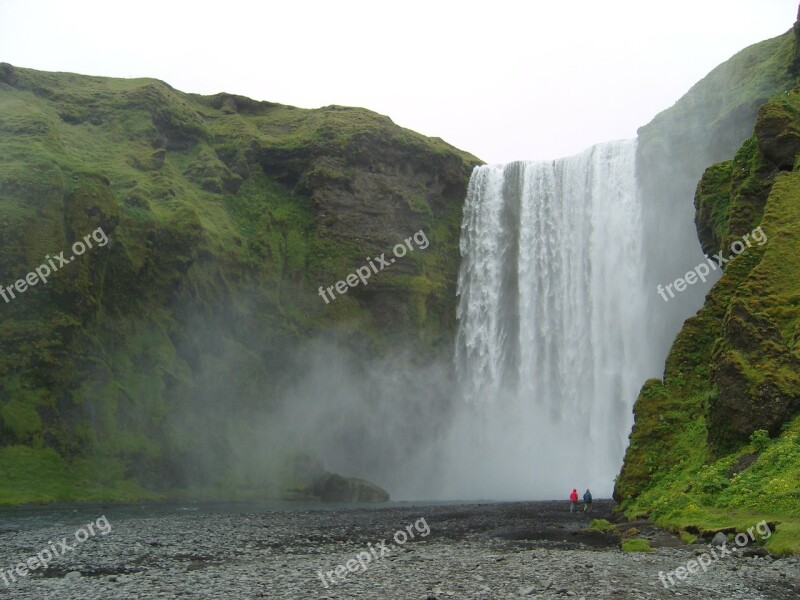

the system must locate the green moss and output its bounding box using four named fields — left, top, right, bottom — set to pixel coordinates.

left=0, top=398, right=43, bottom=443
left=588, top=518, right=613, bottom=532
left=0, top=446, right=75, bottom=504
left=679, top=530, right=698, bottom=544
left=765, top=520, right=800, bottom=555
left=695, top=160, right=733, bottom=252
left=0, top=446, right=151, bottom=505
left=618, top=82, right=800, bottom=554
left=640, top=26, right=797, bottom=171
left=0, top=62, right=480, bottom=504
left=408, top=191, right=434, bottom=219
left=722, top=135, right=774, bottom=249
left=621, top=539, right=653, bottom=553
